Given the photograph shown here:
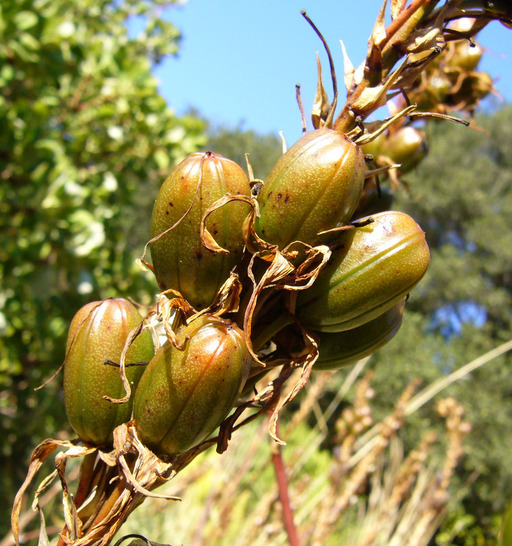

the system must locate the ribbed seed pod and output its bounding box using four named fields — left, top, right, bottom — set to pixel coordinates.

left=150, top=152, right=251, bottom=309
left=314, top=300, right=405, bottom=371
left=133, top=315, right=251, bottom=459
left=296, top=211, right=430, bottom=332
left=63, top=298, right=154, bottom=446
left=255, top=128, right=365, bottom=248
